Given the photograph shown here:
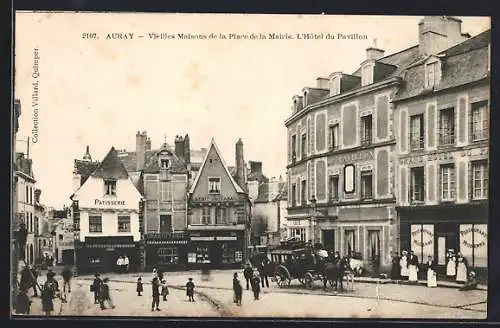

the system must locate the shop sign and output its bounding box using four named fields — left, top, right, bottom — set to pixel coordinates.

left=193, top=196, right=237, bottom=202
left=399, top=147, right=488, bottom=165
left=329, top=149, right=374, bottom=166
left=95, top=199, right=126, bottom=206
left=217, top=236, right=237, bottom=241
left=190, top=236, right=238, bottom=241
left=191, top=236, right=215, bottom=241
left=460, top=225, right=488, bottom=249
left=411, top=227, right=434, bottom=247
